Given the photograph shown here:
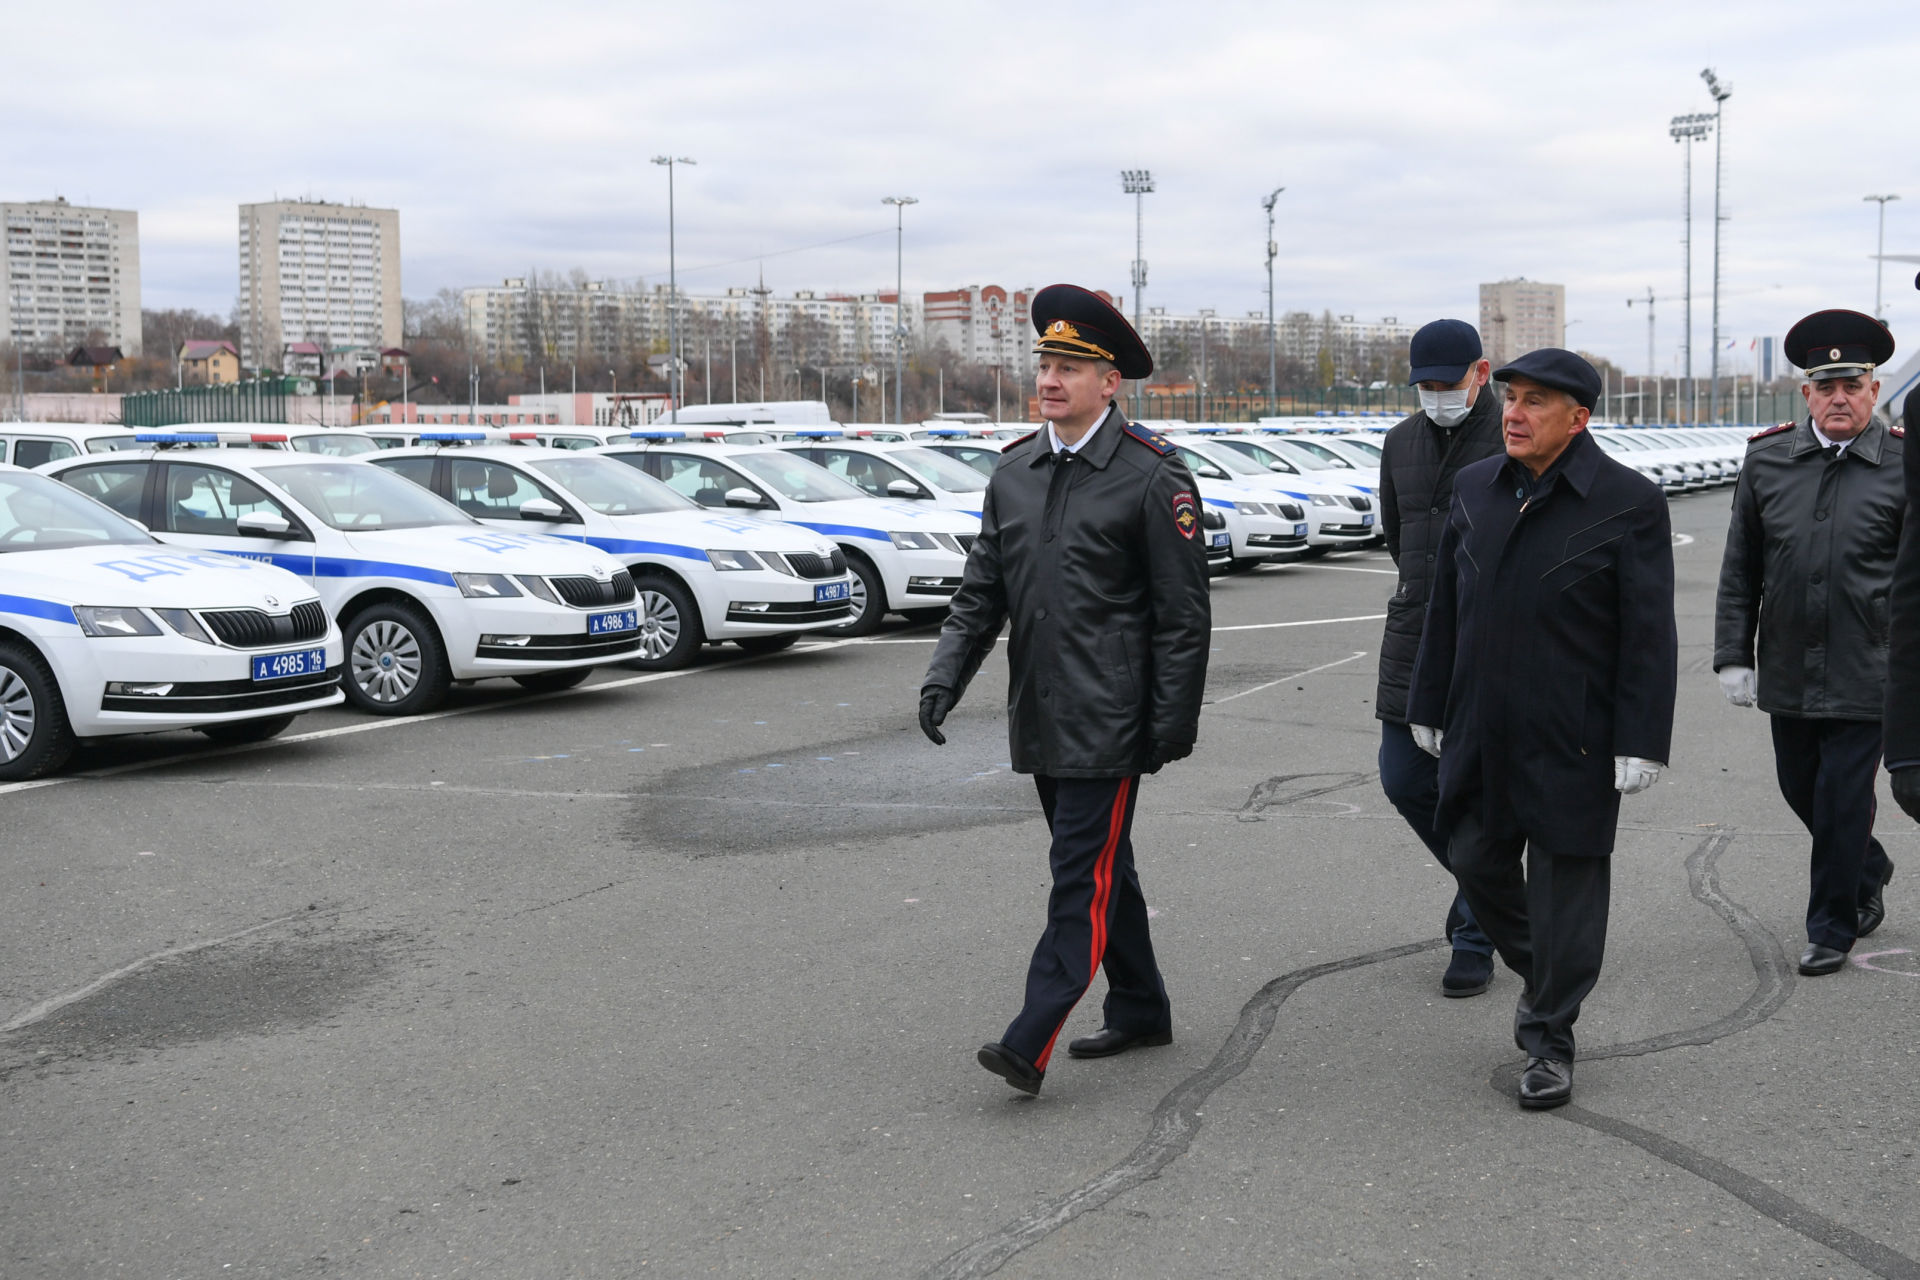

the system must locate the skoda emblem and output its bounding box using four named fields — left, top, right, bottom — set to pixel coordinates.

left=264, top=594, right=279, bottom=607
left=592, top=564, right=607, bottom=576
